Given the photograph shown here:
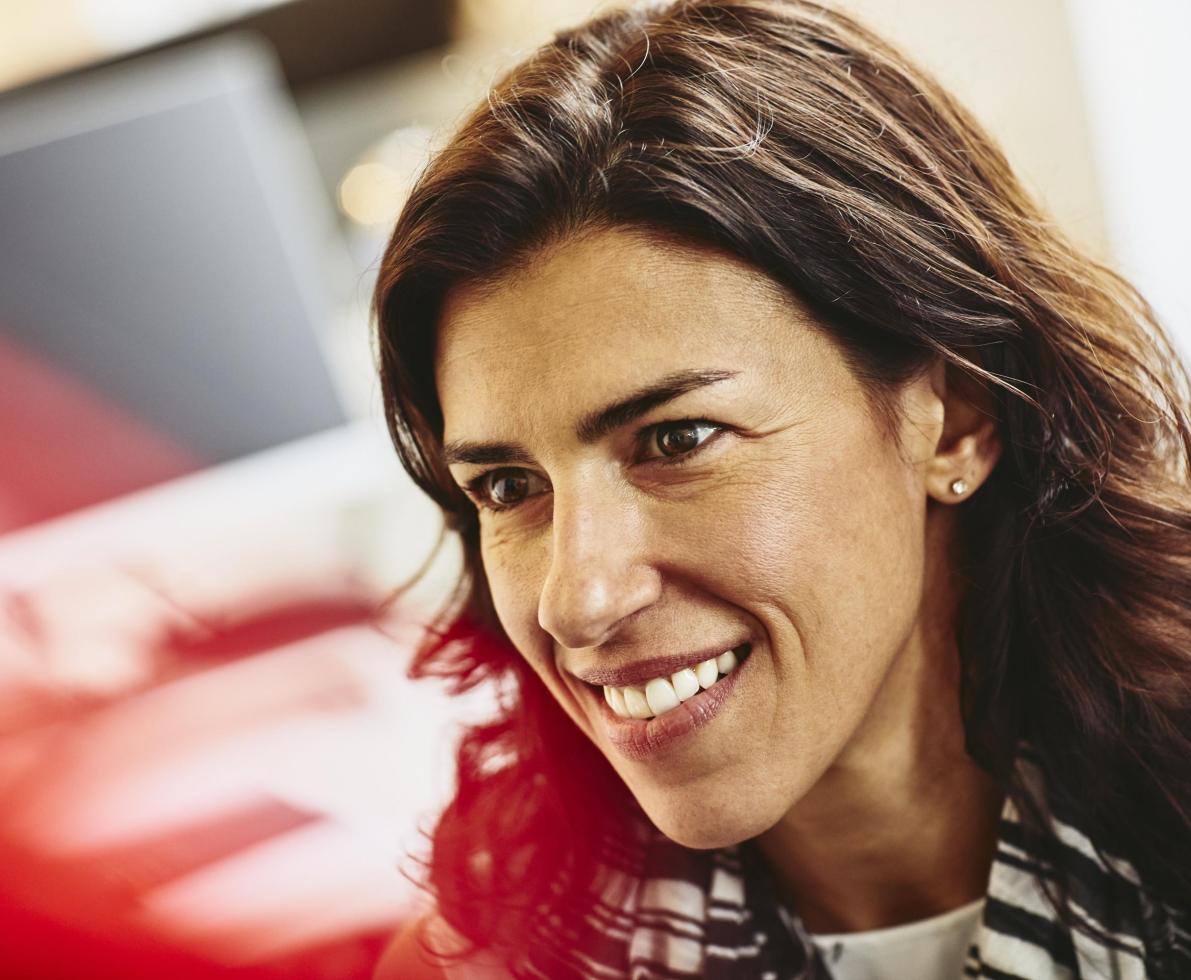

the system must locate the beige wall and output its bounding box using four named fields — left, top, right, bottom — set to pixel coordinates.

left=834, top=0, right=1106, bottom=256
